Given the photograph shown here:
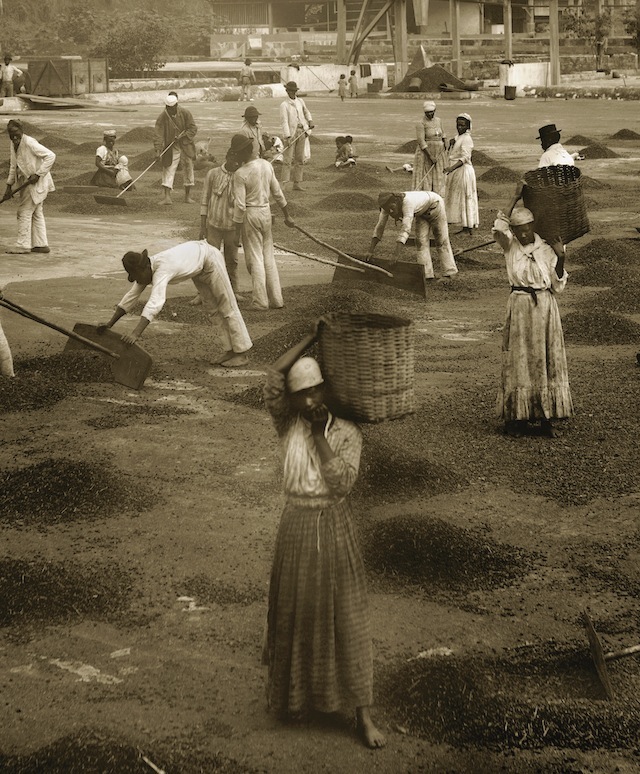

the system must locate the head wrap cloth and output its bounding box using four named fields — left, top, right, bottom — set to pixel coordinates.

left=457, top=112, right=472, bottom=129
left=422, top=100, right=436, bottom=112
left=509, top=207, right=535, bottom=226
left=286, top=357, right=324, bottom=393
